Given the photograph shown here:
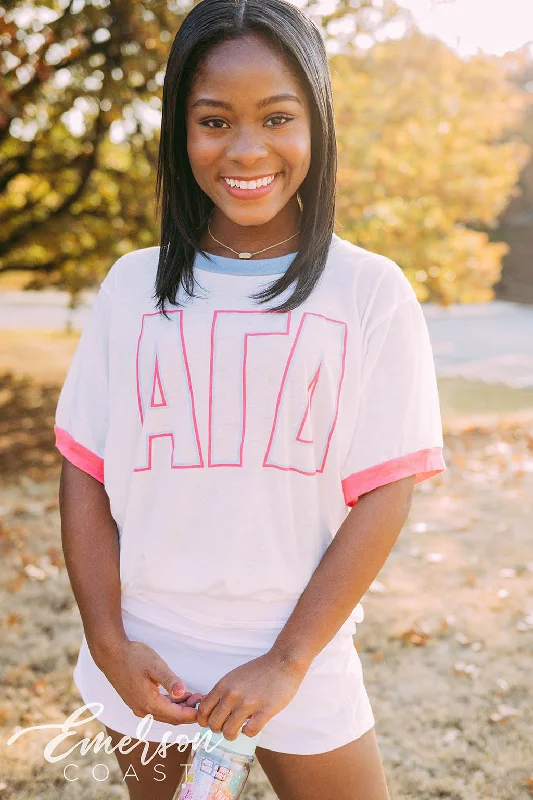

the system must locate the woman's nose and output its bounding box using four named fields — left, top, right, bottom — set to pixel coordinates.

left=225, top=126, right=269, bottom=162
